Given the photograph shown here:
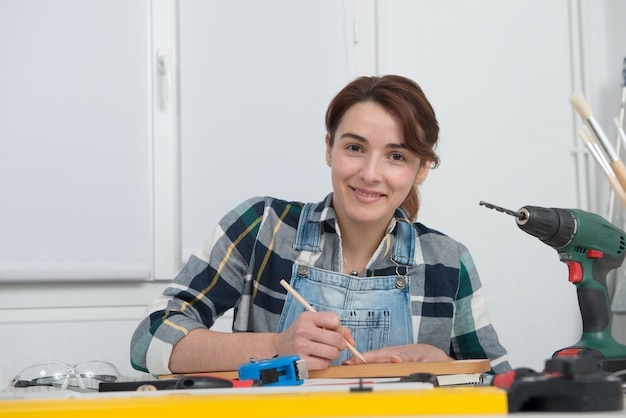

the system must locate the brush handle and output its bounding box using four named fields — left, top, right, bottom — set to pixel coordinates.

left=579, top=125, right=626, bottom=208
left=588, top=118, right=620, bottom=162
left=607, top=174, right=626, bottom=209
left=610, top=160, right=626, bottom=198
